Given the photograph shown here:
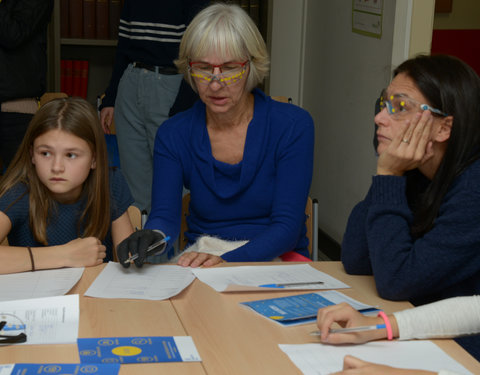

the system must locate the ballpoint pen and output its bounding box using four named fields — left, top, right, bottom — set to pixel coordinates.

left=259, top=281, right=324, bottom=288
left=309, top=323, right=386, bottom=336
left=123, top=236, right=171, bottom=264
